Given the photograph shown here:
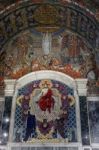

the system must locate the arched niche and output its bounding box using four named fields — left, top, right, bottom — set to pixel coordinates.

left=9, top=71, right=81, bottom=148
